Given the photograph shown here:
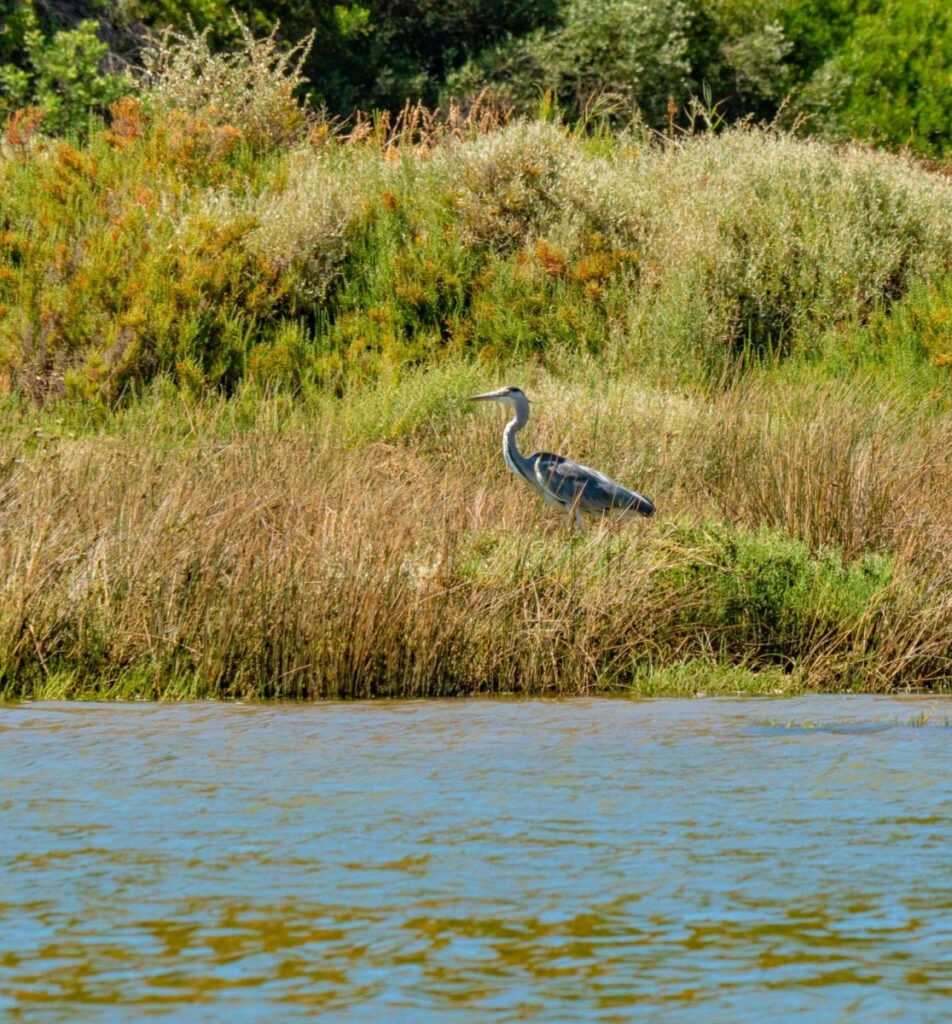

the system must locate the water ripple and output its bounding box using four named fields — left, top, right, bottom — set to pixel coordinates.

left=0, top=696, right=950, bottom=1022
